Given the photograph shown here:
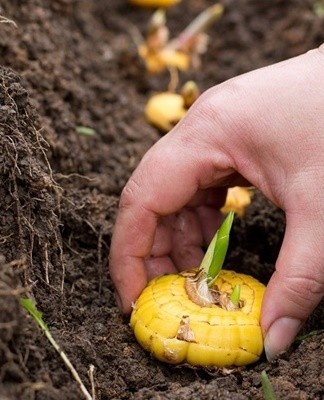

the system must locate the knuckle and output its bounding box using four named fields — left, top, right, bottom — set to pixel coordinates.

left=119, top=177, right=141, bottom=210
left=200, top=82, right=245, bottom=129
left=176, top=80, right=250, bottom=155
left=201, top=81, right=256, bottom=152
